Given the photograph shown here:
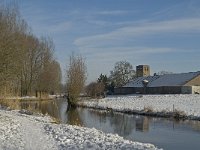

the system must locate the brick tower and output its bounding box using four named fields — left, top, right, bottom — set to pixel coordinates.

left=136, top=65, right=150, bottom=77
